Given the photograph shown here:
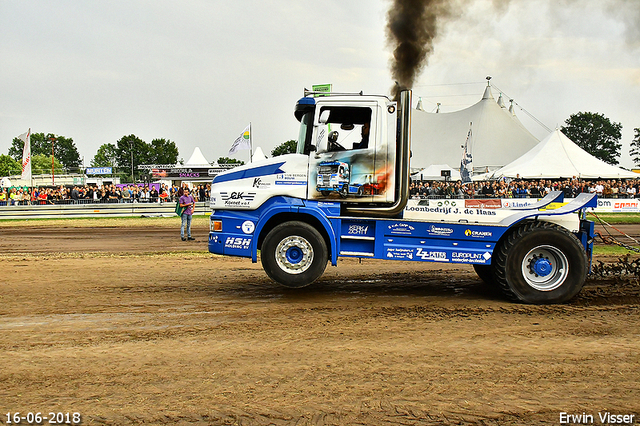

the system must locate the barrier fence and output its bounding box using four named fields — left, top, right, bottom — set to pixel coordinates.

left=0, top=201, right=211, bottom=220
left=0, top=197, right=637, bottom=220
